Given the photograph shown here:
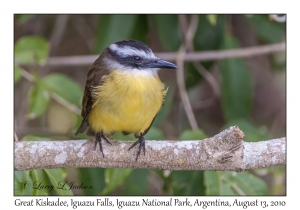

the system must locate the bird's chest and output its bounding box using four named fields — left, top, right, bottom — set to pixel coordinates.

left=89, top=71, right=166, bottom=133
